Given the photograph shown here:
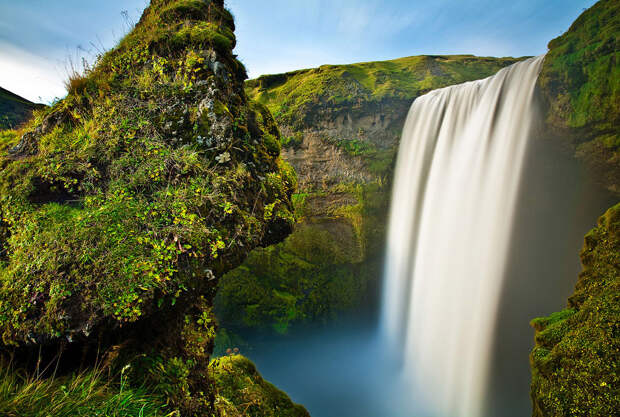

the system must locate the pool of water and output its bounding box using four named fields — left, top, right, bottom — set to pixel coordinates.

left=242, top=319, right=428, bottom=417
